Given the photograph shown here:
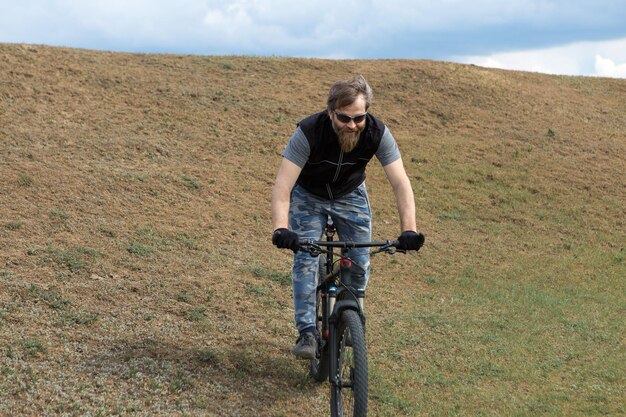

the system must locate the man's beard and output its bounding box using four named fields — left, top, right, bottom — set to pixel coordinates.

left=333, top=121, right=363, bottom=153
